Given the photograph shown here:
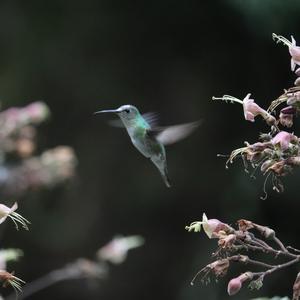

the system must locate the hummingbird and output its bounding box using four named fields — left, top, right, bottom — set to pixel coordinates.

left=94, top=105, right=200, bottom=187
